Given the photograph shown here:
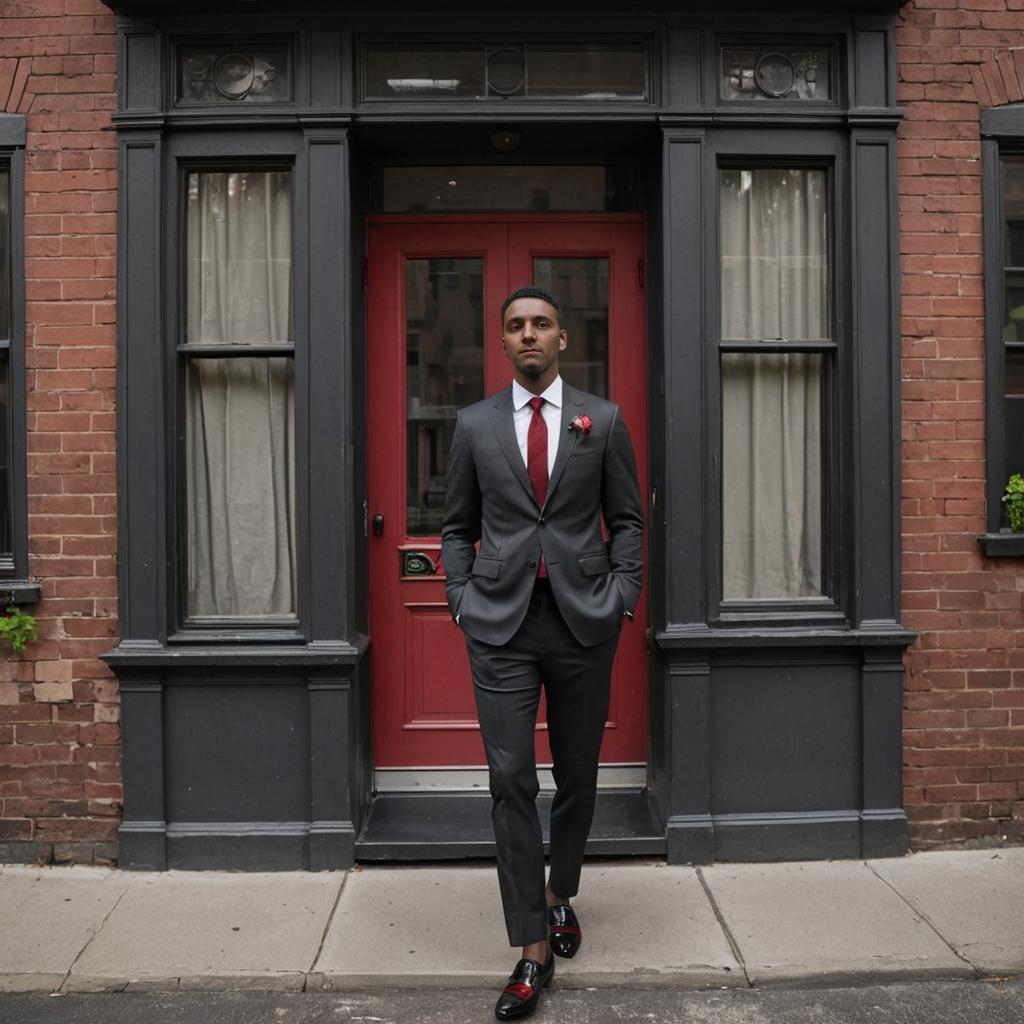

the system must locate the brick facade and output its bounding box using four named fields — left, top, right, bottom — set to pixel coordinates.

left=0, top=0, right=1021, bottom=863
left=898, top=0, right=1024, bottom=848
left=0, top=0, right=119, bottom=864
